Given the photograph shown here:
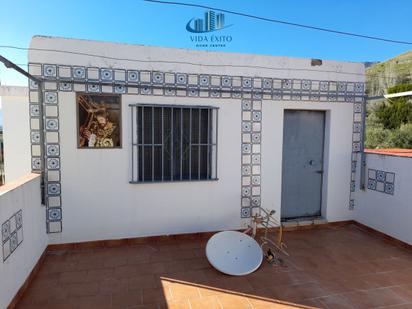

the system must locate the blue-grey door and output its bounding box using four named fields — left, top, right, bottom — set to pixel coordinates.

left=281, top=110, right=325, bottom=219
